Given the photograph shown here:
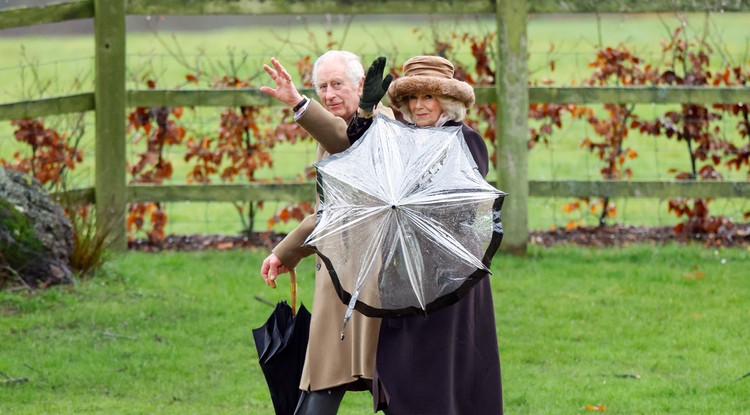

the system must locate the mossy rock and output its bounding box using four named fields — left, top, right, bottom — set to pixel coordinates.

left=0, top=199, right=46, bottom=287
left=0, top=168, right=74, bottom=289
